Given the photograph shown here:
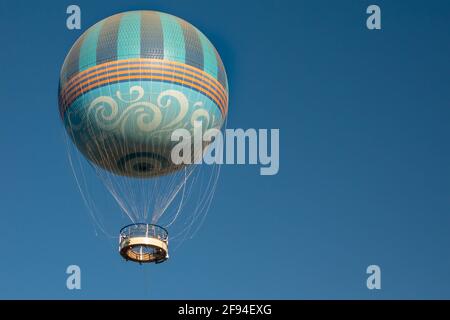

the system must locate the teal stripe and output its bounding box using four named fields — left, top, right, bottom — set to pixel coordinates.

left=78, top=21, right=104, bottom=71
left=215, top=48, right=228, bottom=91
left=117, top=12, right=141, bottom=58
left=63, top=33, right=85, bottom=83
left=140, top=11, right=164, bottom=58
left=197, top=29, right=218, bottom=79
left=159, top=12, right=185, bottom=63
